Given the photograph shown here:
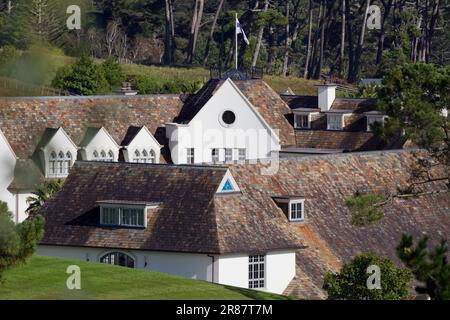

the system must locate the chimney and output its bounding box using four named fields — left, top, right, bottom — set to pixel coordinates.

left=316, top=84, right=337, bottom=112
